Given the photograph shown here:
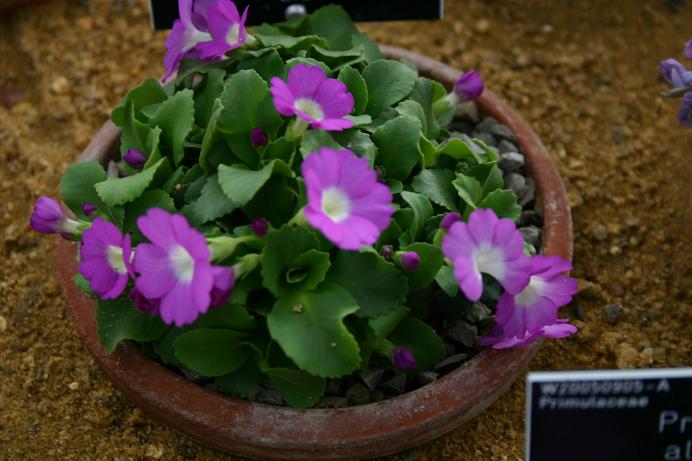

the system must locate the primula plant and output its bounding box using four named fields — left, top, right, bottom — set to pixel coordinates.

left=660, top=39, right=692, bottom=126
left=30, top=1, right=579, bottom=408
